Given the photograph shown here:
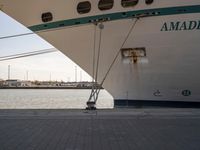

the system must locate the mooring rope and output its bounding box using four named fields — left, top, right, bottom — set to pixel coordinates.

left=87, top=18, right=139, bottom=107
left=88, top=23, right=103, bottom=103
left=100, top=18, right=139, bottom=87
